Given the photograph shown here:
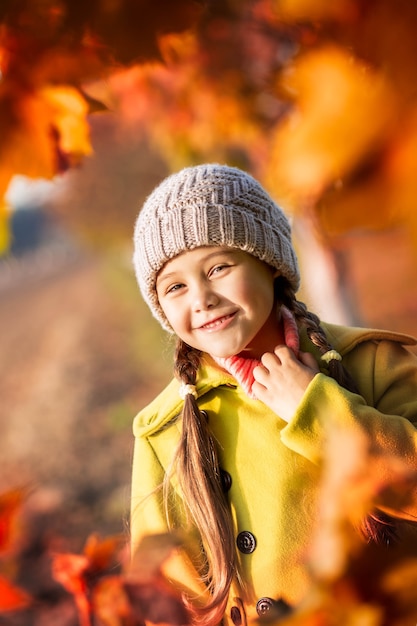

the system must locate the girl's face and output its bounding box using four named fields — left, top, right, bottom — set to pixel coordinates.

left=156, top=246, right=283, bottom=359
